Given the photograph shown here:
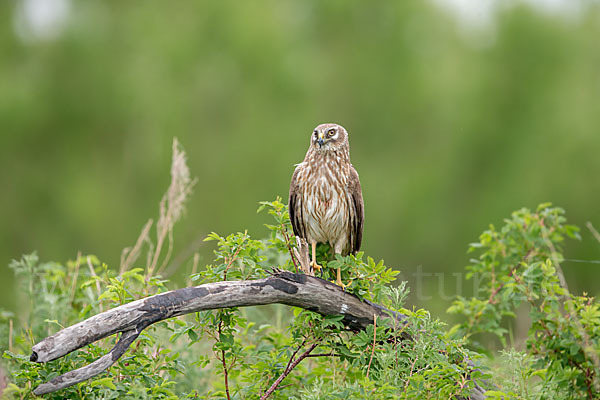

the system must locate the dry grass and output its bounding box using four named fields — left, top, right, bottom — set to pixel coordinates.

left=118, top=138, right=197, bottom=282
